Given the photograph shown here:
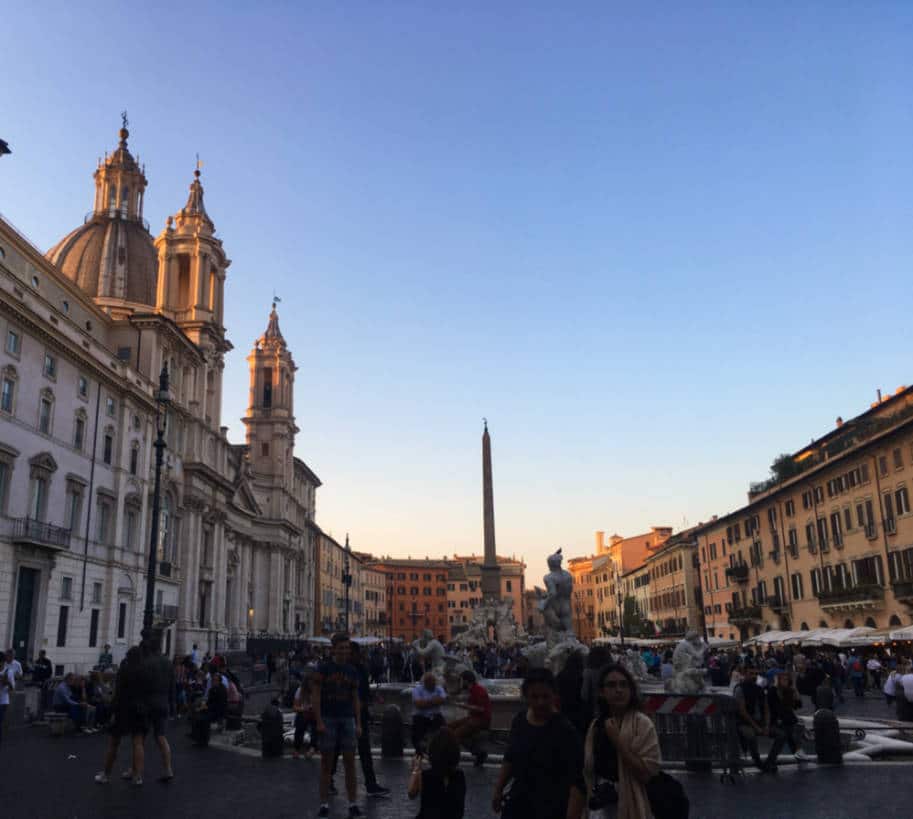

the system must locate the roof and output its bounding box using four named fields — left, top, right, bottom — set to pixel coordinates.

left=47, top=215, right=158, bottom=305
